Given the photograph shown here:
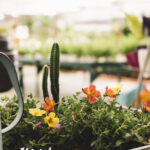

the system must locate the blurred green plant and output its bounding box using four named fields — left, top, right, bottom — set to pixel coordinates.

left=125, top=13, right=143, bottom=39
left=10, top=14, right=149, bottom=58
left=118, top=34, right=139, bottom=54
left=20, top=15, right=53, bottom=40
